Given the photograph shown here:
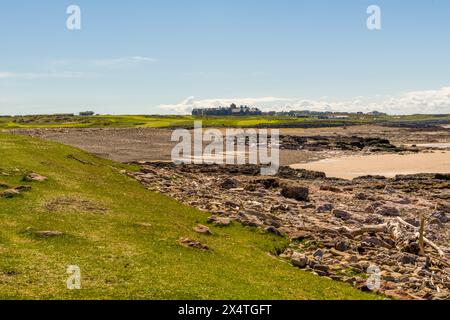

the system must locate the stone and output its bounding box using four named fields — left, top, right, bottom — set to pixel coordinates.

left=178, top=237, right=209, bottom=250
left=35, top=230, right=64, bottom=237
left=313, top=264, right=329, bottom=274
left=23, top=173, right=47, bottom=182
left=437, top=203, right=450, bottom=213
left=319, top=185, right=342, bottom=193
left=289, top=231, right=313, bottom=241
left=335, top=240, right=350, bottom=252
left=136, top=222, right=152, bottom=228
left=291, top=252, right=308, bottom=268
left=431, top=211, right=448, bottom=224
left=376, top=206, right=400, bottom=217
left=207, top=215, right=231, bottom=226
left=220, top=178, right=239, bottom=189
left=361, top=236, right=389, bottom=248
left=0, top=189, right=20, bottom=198
left=313, top=249, right=324, bottom=260
left=280, top=184, right=309, bottom=201
left=383, top=186, right=396, bottom=194
left=397, top=253, right=418, bottom=265
left=193, top=224, right=213, bottom=235
left=14, top=185, right=32, bottom=191
left=255, top=177, right=280, bottom=189
left=265, top=226, right=284, bottom=237
left=333, top=209, right=352, bottom=220
left=355, top=192, right=367, bottom=200
left=316, top=203, right=334, bottom=213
